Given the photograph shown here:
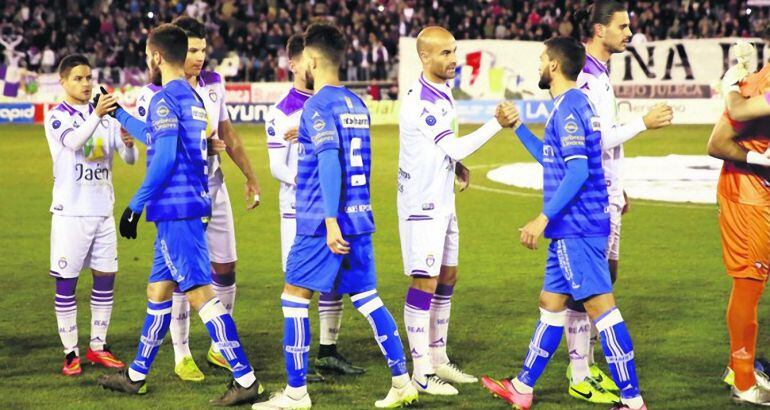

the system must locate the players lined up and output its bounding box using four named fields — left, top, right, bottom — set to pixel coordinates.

left=44, top=1, right=689, bottom=409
